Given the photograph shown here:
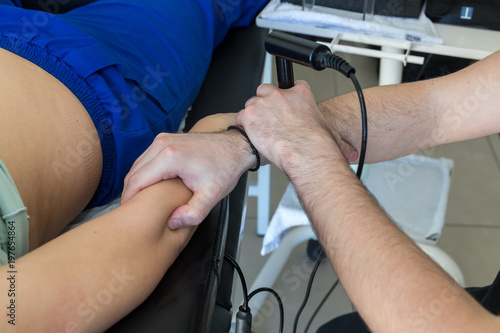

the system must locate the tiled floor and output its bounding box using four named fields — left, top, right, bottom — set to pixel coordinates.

left=233, top=53, right=500, bottom=332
